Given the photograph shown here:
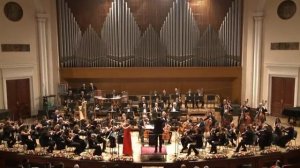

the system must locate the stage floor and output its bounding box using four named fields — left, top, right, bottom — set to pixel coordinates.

left=99, top=115, right=300, bottom=163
